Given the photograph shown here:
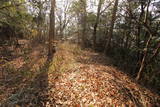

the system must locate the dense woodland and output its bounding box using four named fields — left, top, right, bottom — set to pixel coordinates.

left=0, top=0, right=160, bottom=106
